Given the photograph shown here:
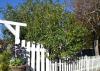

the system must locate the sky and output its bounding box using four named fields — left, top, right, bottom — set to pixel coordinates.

left=0, top=0, right=24, bottom=39
left=0, top=0, right=73, bottom=39
left=0, top=0, right=24, bottom=19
